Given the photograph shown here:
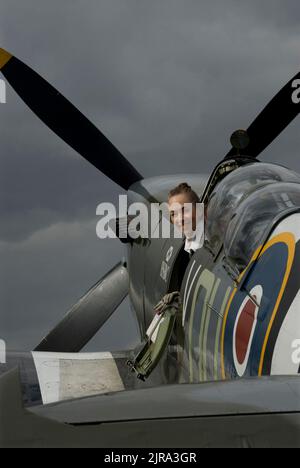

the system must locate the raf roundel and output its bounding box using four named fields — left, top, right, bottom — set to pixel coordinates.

left=222, top=233, right=296, bottom=379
